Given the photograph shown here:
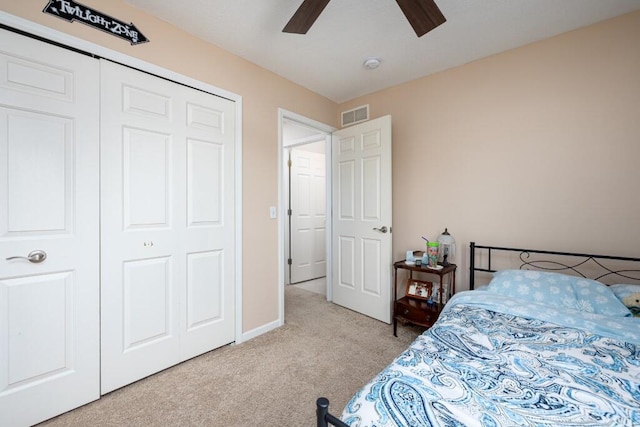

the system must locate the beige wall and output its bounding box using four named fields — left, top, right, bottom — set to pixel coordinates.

left=3, top=1, right=639, bottom=327
left=340, top=11, right=640, bottom=289
left=0, top=0, right=338, bottom=332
